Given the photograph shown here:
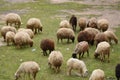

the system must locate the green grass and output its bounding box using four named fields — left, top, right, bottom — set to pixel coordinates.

left=0, top=0, right=120, bottom=80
